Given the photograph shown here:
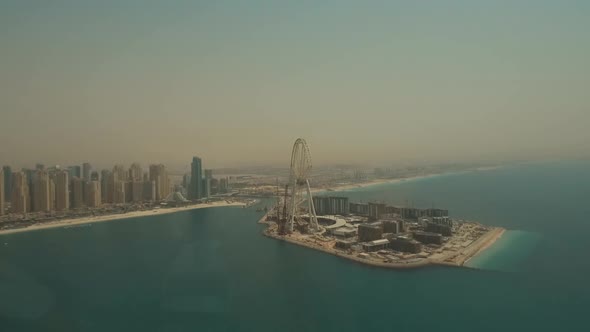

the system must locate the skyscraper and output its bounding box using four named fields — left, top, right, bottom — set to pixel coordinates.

left=129, top=163, right=143, bottom=182
left=0, top=169, right=4, bottom=215
left=202, top=177, right=210, bottom=198
left=2, top=166, right=12, bottom=201
left=101, top=169, right=111, bottom=203
left=82, top=163, right=92, bottom=182
left=33, top=170, right=51, bottom=212
left=68, top=165, right=81, bottom=179
left=149, top=164, right=169, bottom=201
left=182, top=174, right=191, bottom=193
left=190, top=157, right=203, bottom=200
left=204, top=169, right=213, bottom=179
left=55, top=170, right=69, bottom=211
left=130, top=181, right=143, bottom=202
left=219, top=177, right=229, bottom=194
left=11, top=172, right=29, bottom=214
left=109, top=165, right=127, bottom=204
left=71, top=177, right=84, bottom=209
left=91, top=171, right=99, bottom=181
left=85, top=181, right=101, bottom=207
left=49, top=178, right=55, bottom=211
left=143, top=180, right=156, bottom=201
